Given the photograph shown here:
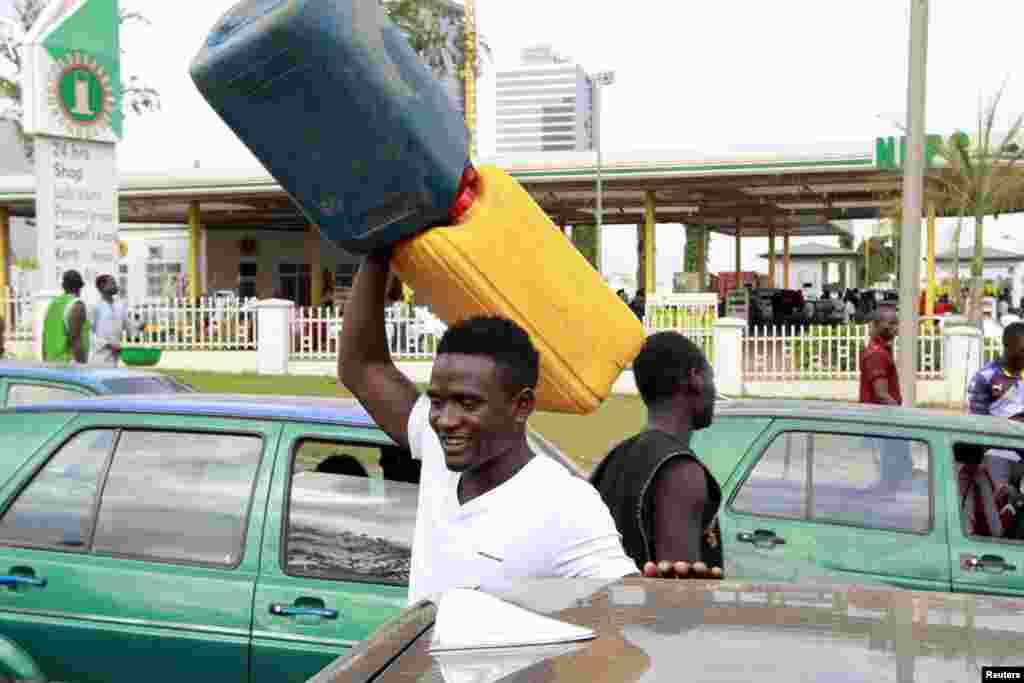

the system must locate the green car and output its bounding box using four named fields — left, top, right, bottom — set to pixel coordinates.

left=692, top=400, right=1024, bottom=597
left=0, top=360, right=192, bottom=407
left=0, top=394, right=580, bottom=683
